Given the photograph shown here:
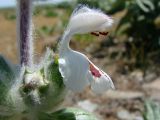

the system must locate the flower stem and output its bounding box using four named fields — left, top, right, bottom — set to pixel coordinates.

left=17, top=0, right=33, bottom=67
